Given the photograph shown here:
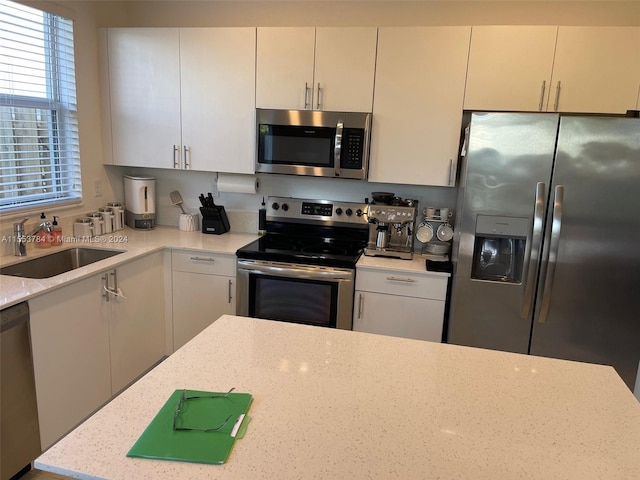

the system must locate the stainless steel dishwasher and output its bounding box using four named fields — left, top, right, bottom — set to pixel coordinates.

left=1, top=302, right=41, bottom=480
